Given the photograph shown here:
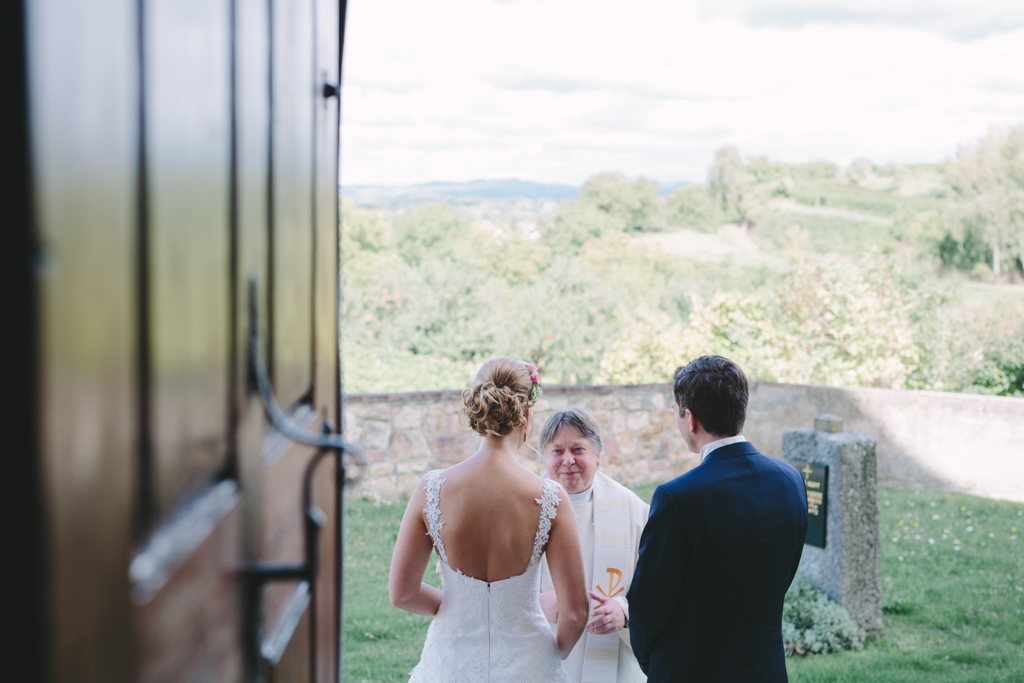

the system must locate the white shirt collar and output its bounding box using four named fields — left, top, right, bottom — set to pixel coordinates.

left=699, top=434, right=747, bottom=463
left=567, top=485, right=594, bottom=505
